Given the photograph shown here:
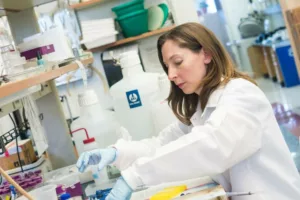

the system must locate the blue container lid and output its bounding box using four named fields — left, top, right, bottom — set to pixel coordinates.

left=60, top=193, right=71, bottom=200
